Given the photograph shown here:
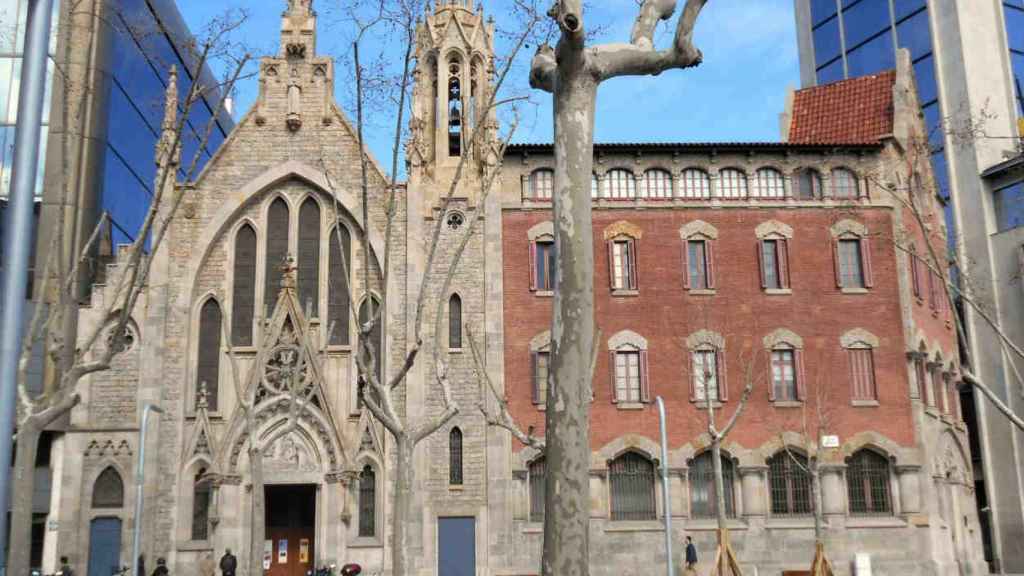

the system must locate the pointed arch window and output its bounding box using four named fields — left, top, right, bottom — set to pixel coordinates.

left=328, top=226, right=352, bottom=345
left=690, top=452, right=736, bottom=518
left=191, top=468, right=212, bottom=541
left=358, top=464, right=376, bottom=537
left=528, top=457, right=546, bottom=522
left=297, top=198, right=321, bottom=317
left=231, top=224, right=257, bottom=346
left=609, top=452, right=656, bottom=521
left=847, top=450, right=892, bottom=515
left=449, top=427, right=464, bottom=486
left=447, top=56, right=463, bottom=157
left=768, top=452, right=812, bottom=516
left=265, top=198, right=290, bottom=312
left=92, top=467, right=124, bottom=509
left=197, top=299, right=222, bottom=412
left=448, top=294, right=463, bottom=350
